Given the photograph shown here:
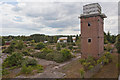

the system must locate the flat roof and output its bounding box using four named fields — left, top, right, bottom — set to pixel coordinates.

left=79, top=13, right=107, bottom=19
